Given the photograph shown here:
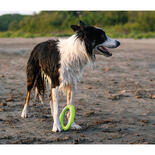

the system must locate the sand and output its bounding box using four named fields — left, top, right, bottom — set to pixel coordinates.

left=0, top=38, right=155, bottom=144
